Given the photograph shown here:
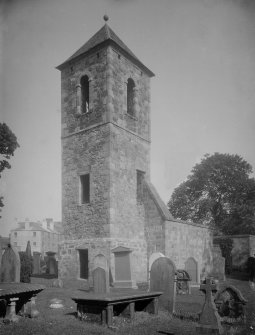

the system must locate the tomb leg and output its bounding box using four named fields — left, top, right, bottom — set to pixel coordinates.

left=153, top=297, right=159, bottom=315
left=23, top=295, right=39, bottom=318
left=106, top=305, right=113, bottom=326
left=146, top=297, right=159, bottom=314
left=4, top=297, right=19, bottom=323
left=101, top=308, right=107, bottom=324
left=129, top=302, right=135, bottom=320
